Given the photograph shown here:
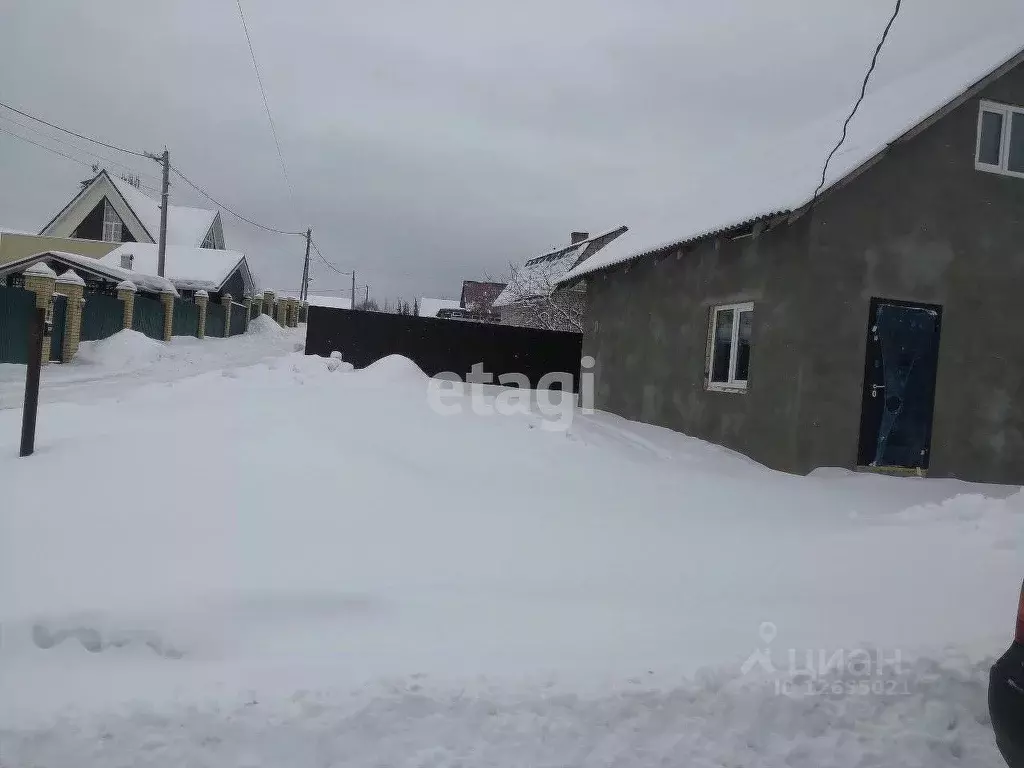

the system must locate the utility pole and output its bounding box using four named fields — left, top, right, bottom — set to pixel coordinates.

left=364, top=285, right=368, bottom=306
left=145, top=148, right=171, bottom=277
left=351, top=270, right=356, bottom=310
left=300, top=228, right=312, bottom=301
